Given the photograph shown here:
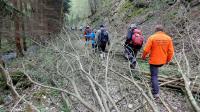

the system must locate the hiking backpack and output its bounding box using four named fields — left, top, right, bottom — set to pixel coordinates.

left=99, top=30, right=109, bottom=43
left=132, top=29, right=144, bottom=46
